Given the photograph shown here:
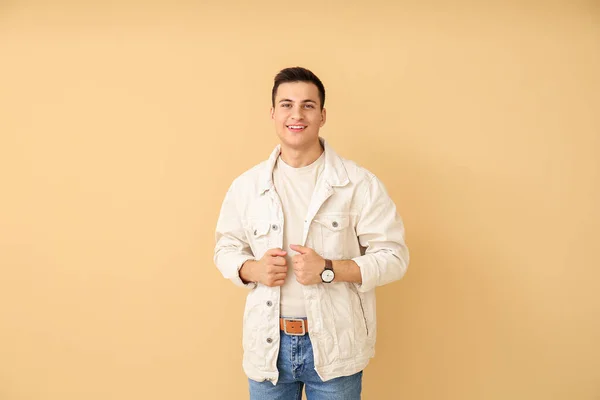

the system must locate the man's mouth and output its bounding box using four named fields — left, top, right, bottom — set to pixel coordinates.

left=286, top=125, right=307, bottom=132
